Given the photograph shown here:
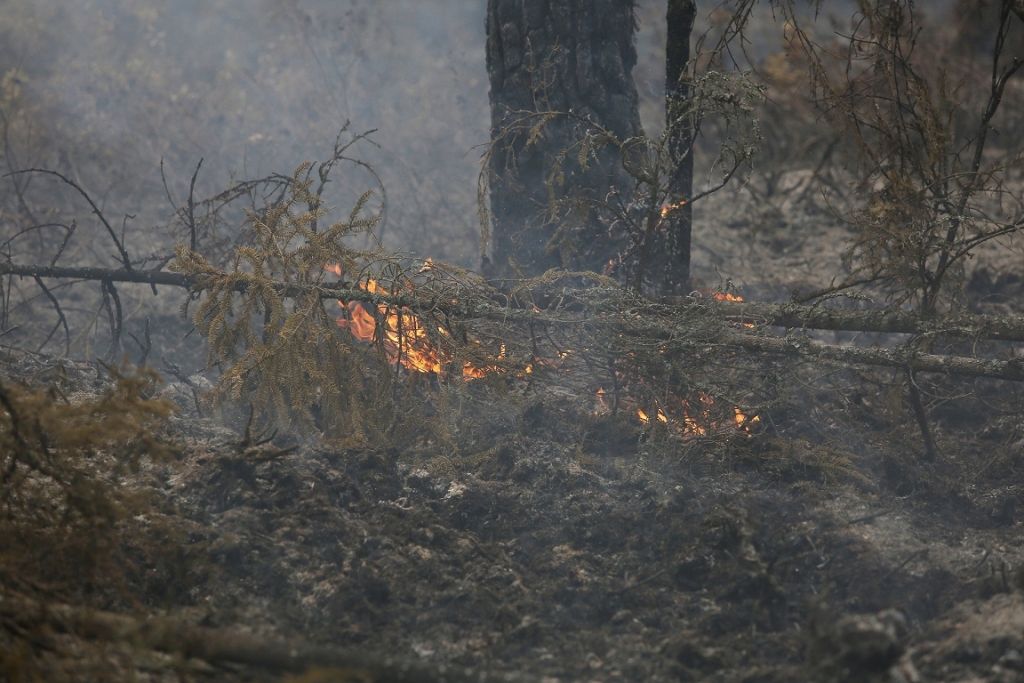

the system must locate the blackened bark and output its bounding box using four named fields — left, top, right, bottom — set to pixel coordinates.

left=664, top=0, right=697, bottom=292
left=484, top=0, right=643, bottom=282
